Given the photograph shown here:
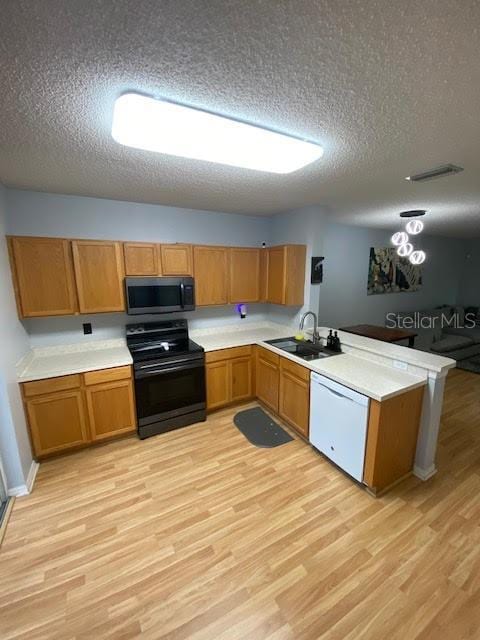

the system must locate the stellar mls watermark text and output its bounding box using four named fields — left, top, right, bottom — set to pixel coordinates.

left=386, top=312, right=477, bottom=330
